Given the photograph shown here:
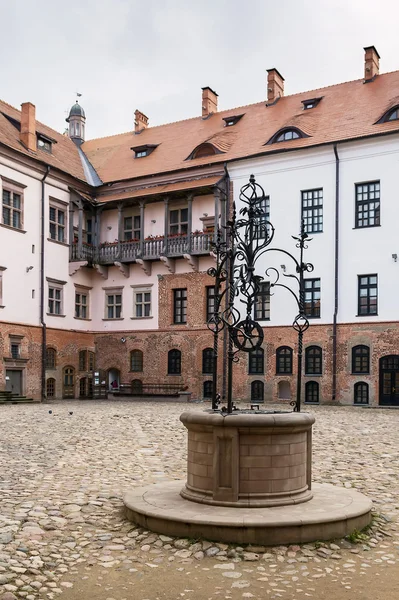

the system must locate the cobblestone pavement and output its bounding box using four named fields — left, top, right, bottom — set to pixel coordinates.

left=1, top=401, right=399, bottom=600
